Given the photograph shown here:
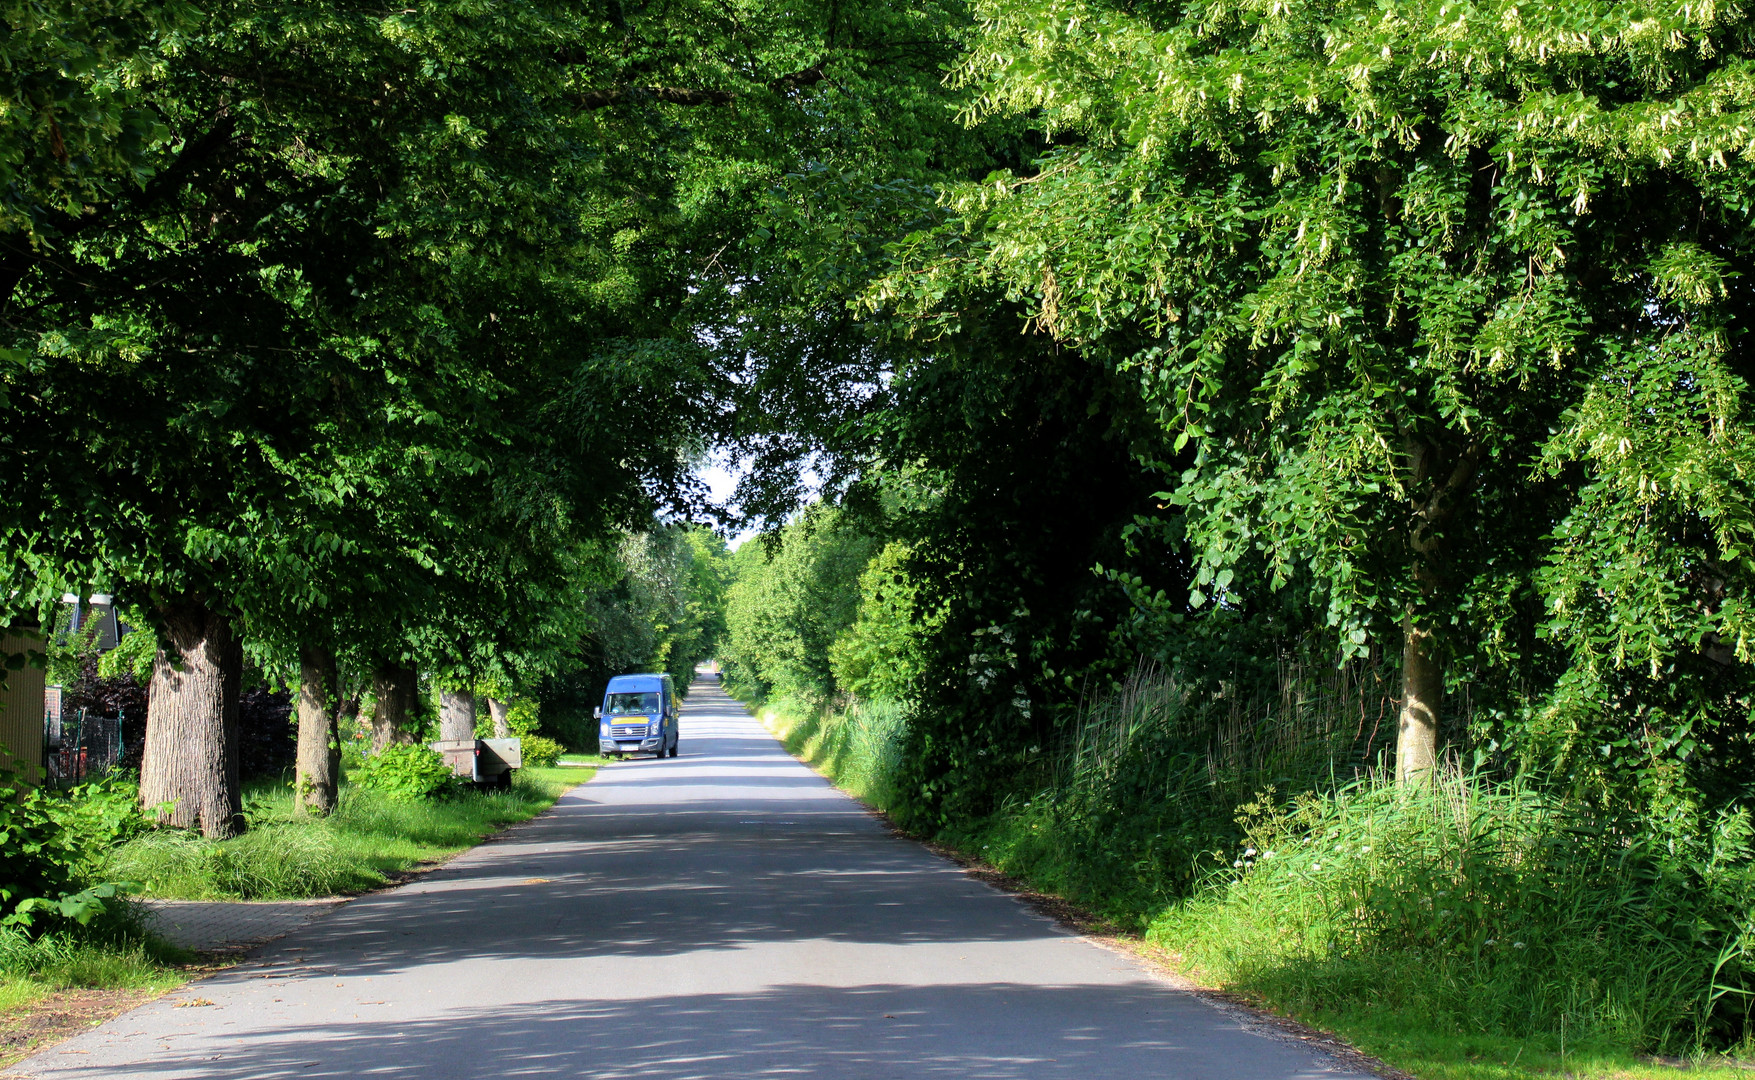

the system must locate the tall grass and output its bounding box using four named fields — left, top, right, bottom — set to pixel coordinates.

left=759, top=695, right=907, bottom=809
left=102, top=766, right=586, bottom=900
left=1153, top=769, right=1755, bottom=1054
left=950, top=666, right=1755, bottom=1055
left=948, top=661, right=1407, bottom=924
left=0, top=924, right=183, bottom=992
